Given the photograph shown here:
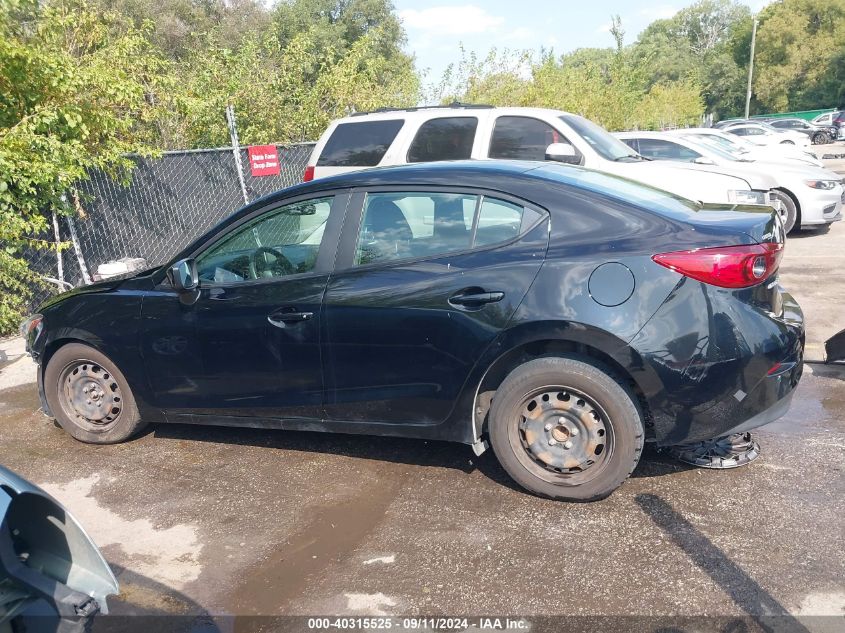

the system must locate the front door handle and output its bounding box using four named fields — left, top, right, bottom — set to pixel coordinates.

left=448, top=290, right=505, bottom=307
left=268, top=309, right=314, bottom=327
